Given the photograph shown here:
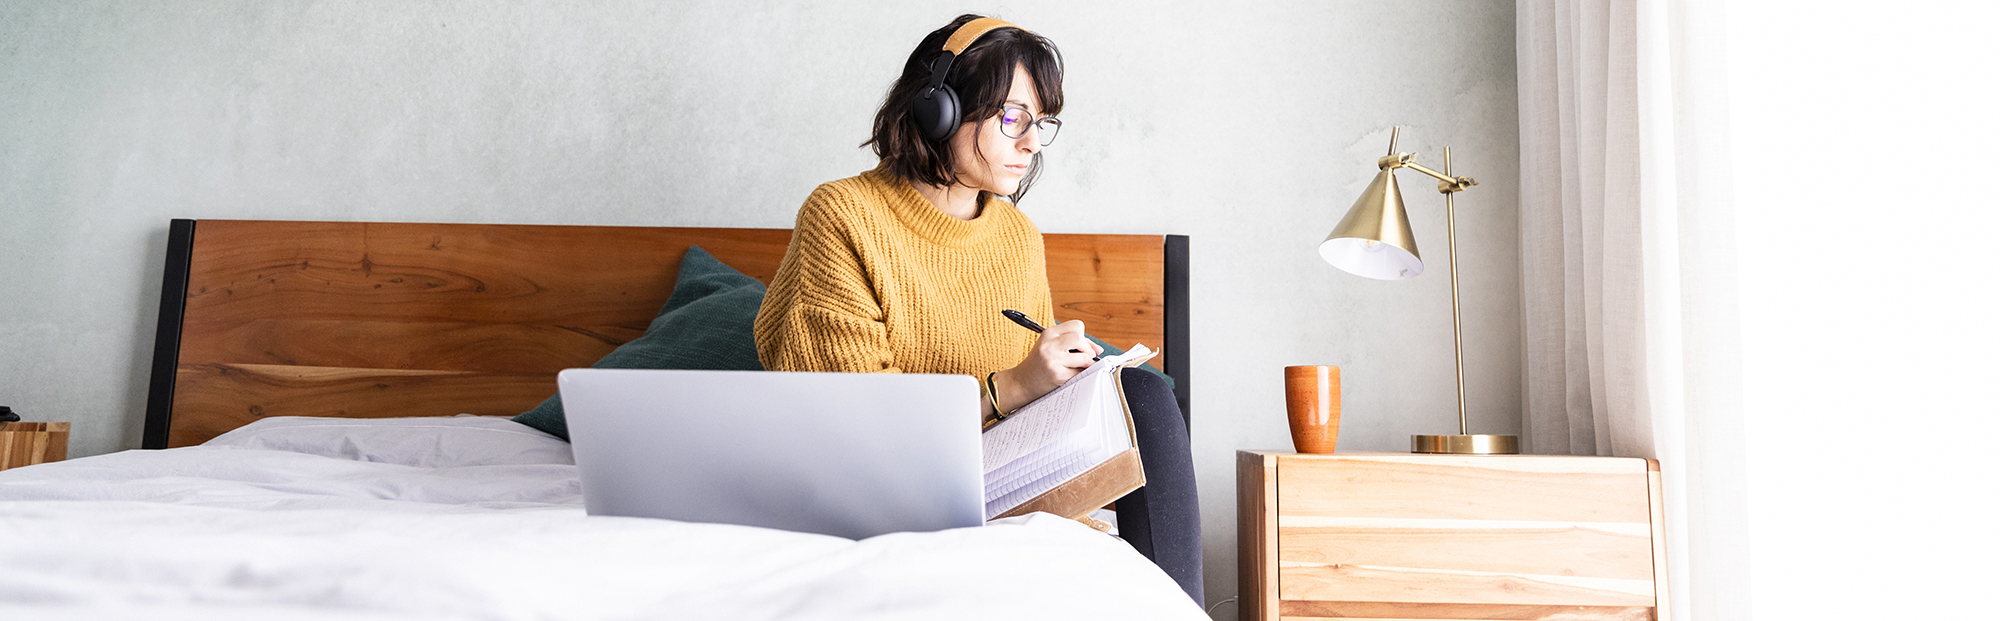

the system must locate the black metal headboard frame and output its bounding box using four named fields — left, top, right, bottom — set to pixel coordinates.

left=1164, top=234, right=1191, bottom=429
left=142, top=219, right=196, bottom=450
